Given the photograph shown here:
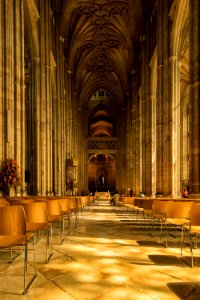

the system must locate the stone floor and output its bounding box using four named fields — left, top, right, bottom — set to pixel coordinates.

left=1, top=200, right=200, bottom=299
